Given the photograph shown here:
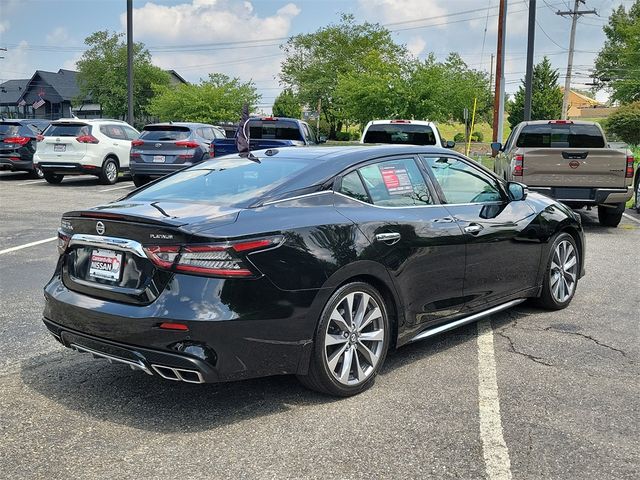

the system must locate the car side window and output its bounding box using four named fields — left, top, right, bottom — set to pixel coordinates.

left=122, top=126, right=139, bottom=140
left=423, top=157, right=503, bottom=204
left=358, top=158, right=433, bottom=207
left=503, top=128, right=516, bottom=151
left=100, top=125, right=127, bottom=140
left=338, top=171, right=371, bottom=203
